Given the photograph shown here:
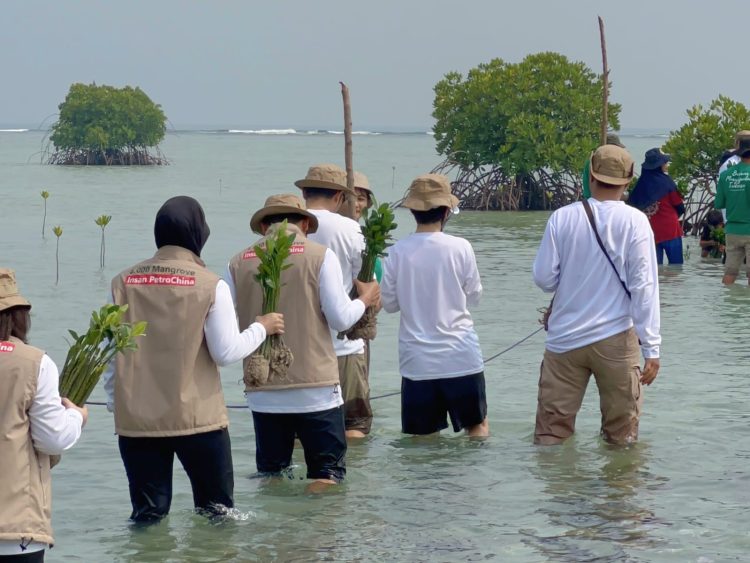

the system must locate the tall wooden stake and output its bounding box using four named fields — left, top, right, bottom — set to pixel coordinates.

left=339, top=81, right=357, bottom=219
left=598, top=16, right=609, bottom=146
